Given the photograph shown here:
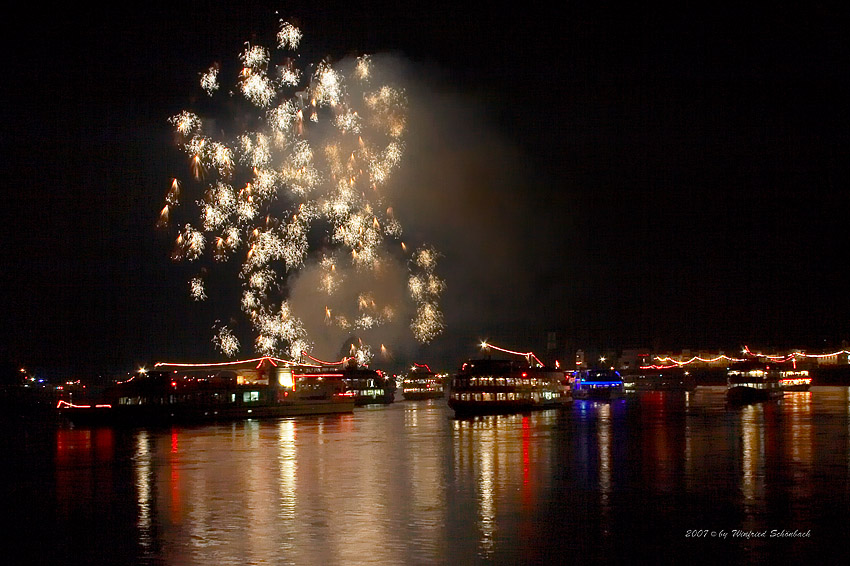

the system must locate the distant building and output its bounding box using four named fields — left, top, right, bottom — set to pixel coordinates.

left=816, top=352, right=850, bottom=366
left=618, top=349, right=651, bottom=372
left=575, top=349, right=586, bottom=369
